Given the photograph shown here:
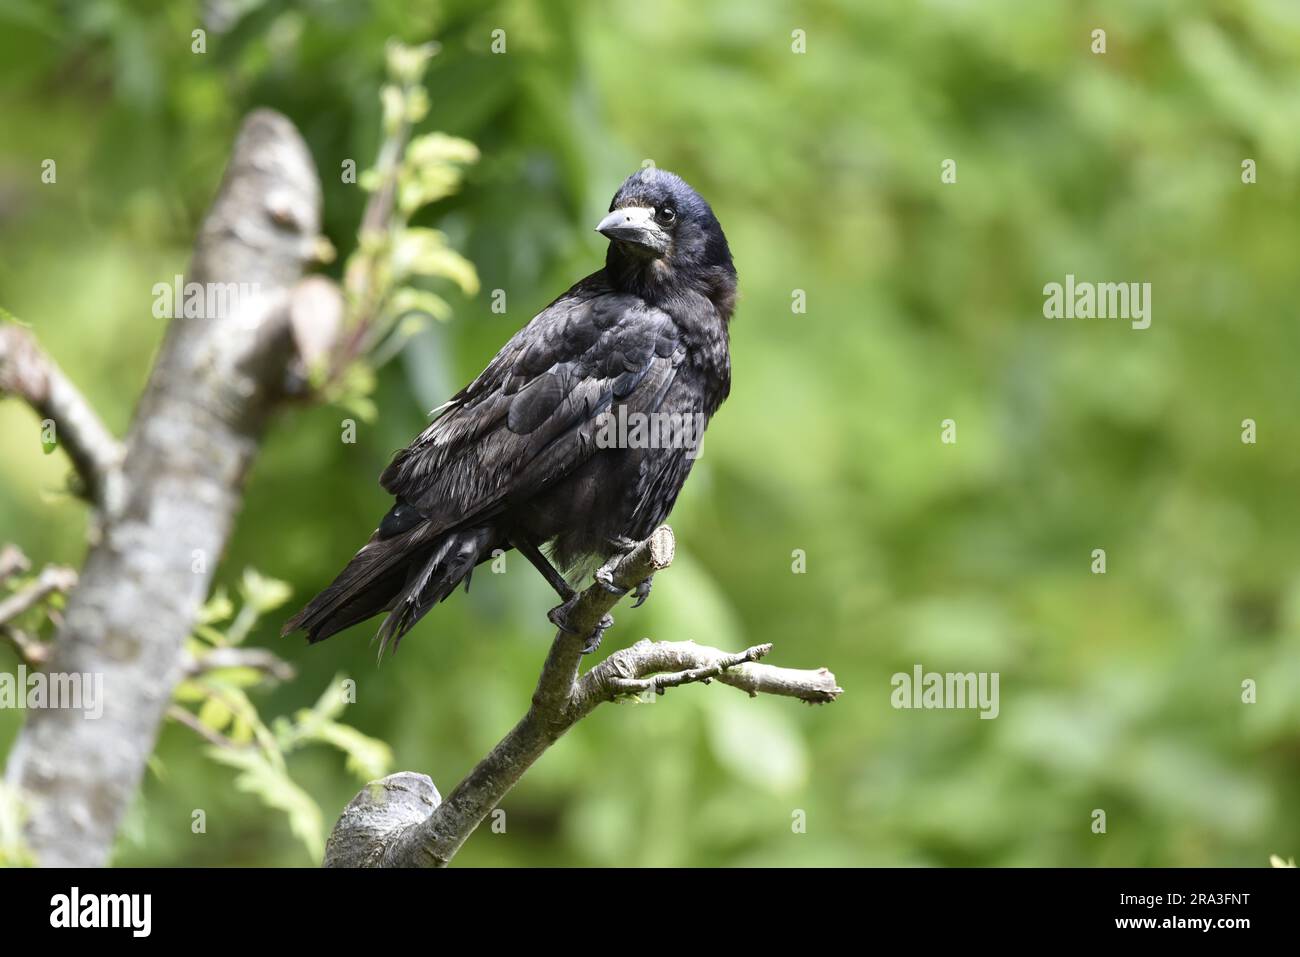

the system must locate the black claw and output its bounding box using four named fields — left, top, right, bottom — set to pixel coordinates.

left=631, top=576, right=653, bottom=608
left=581, top=614, right=615, bottom=654
left=547, top=598, right=581, bottom=634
